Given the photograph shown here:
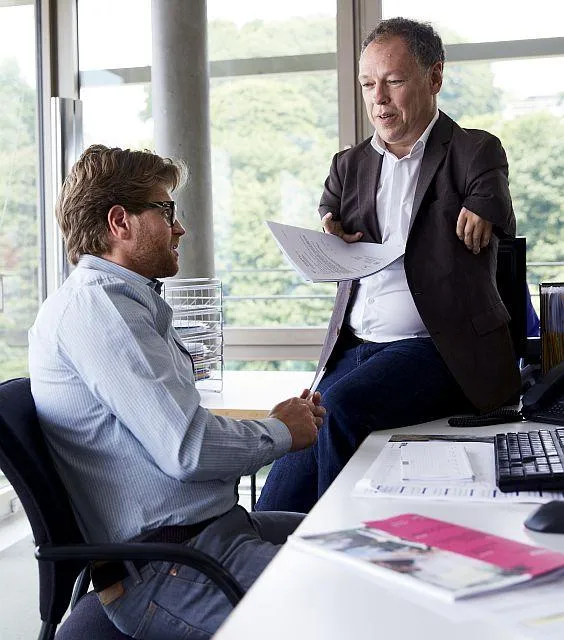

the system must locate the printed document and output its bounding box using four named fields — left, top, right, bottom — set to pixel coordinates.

left=353, top=434, right=564, bottom=503
left=290, top=513, right=564, bottom=602
left=266, top=220, right=404, bottom=282
left=399, top=442, right=475, bottom=482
